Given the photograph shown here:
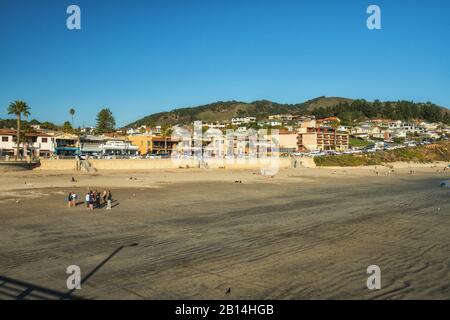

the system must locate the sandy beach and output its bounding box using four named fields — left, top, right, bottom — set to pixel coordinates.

left=0, top=164, right=449, bottom=299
